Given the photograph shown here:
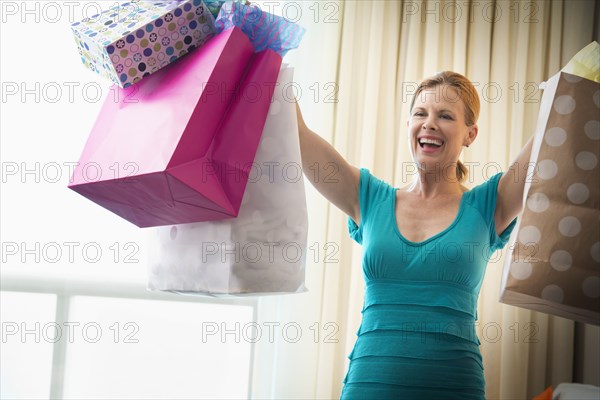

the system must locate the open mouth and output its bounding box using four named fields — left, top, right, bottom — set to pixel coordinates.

left=418, top=138, right=444, bottom=150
